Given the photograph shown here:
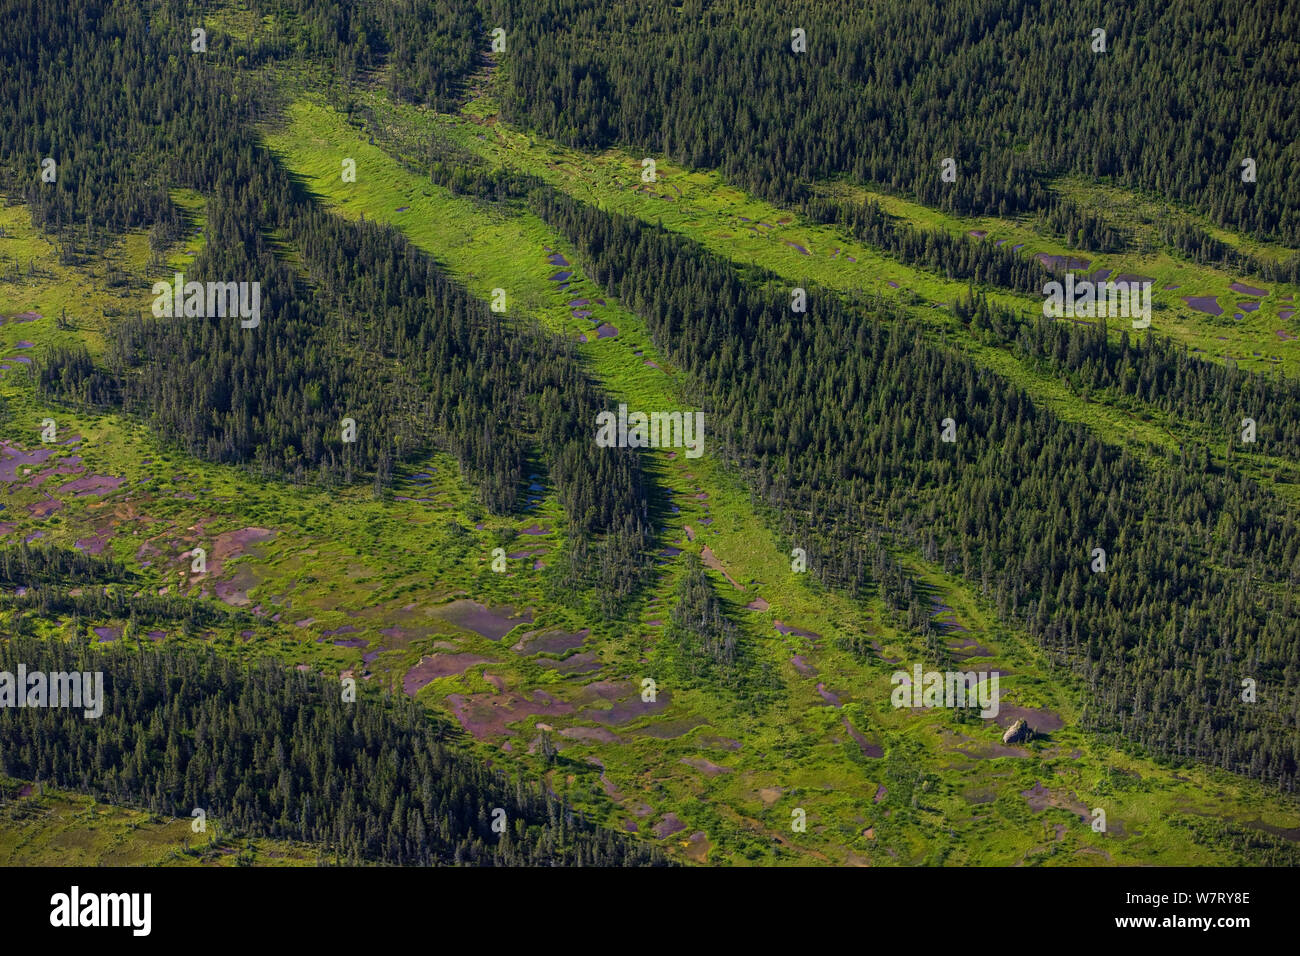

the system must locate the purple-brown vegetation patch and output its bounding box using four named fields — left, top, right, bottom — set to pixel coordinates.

left=433, top=599, right=534, bottom=640
left=579, top=679, right=670, bottom=725
left=700, top=545, right=740, bottom=587
left=1021, top=781, right=1090, bottom=822
left=403, top=653, right=492, bottom=695
left=680, top=757, right=732, bottom=776
left=559, top=725, right=620, bottom=744
left=27, top=498, right=63, bottom=518
left=211, top=527, right=275, bottom=568
left=1036, top=253, right=1090, bottom=271
left=841, top=716, right=883, bottom=757
left=537, top=651, right=602, bottom=675
left=949, top=637, right=994, bottom=658
left=991, top=705, right=1064, bottom=733
left=213, top=564, right=259, bottom=606
left=59, top=474, right=125, bottom=496
left=653, top=813, right=687, bottom=838
left=773, top=620, right=821, bottom=641
left=445, top=689, right=573, bottom=740
left=683, top=831, right=710, bottom=862
left=1183, top=295, right=1223, bottom=316
left=0, top=443, right=56, bottom=482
